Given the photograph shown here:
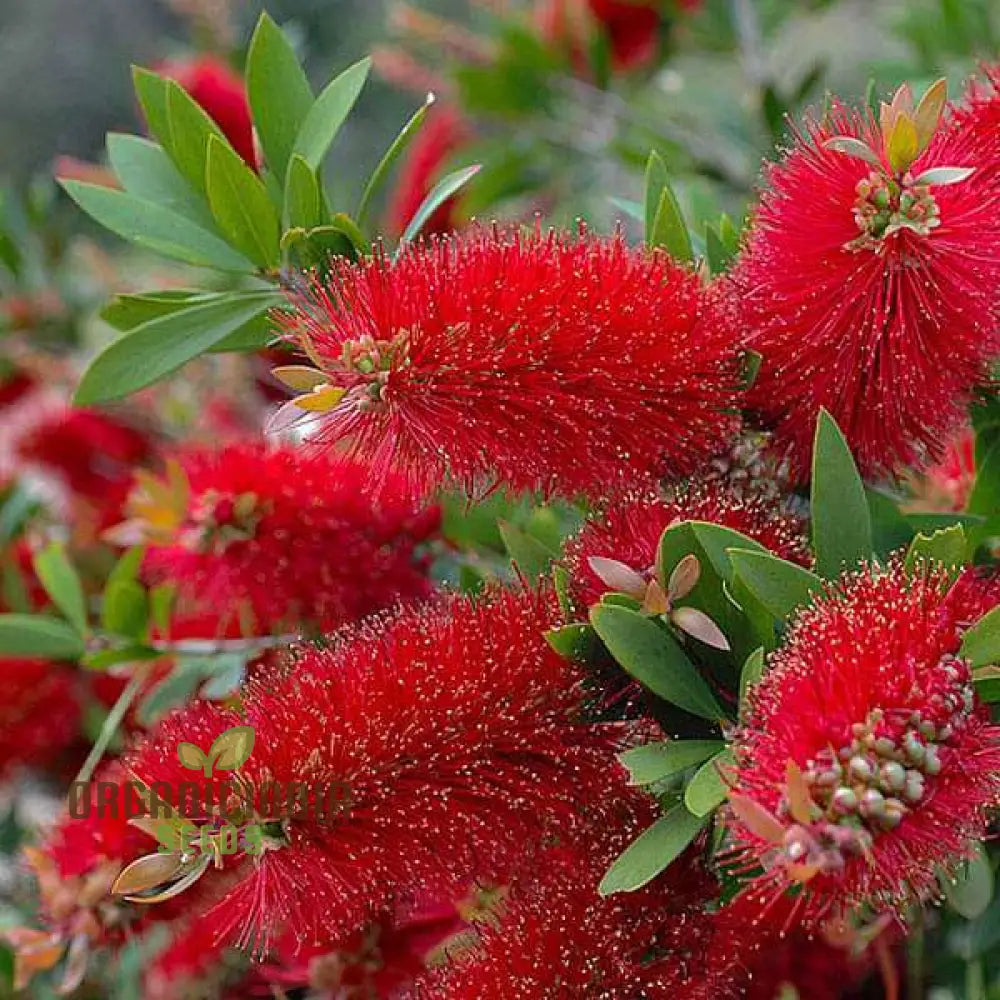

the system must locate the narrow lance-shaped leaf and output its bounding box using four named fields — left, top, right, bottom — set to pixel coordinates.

left=0, top=614, right=86, bottom=659
left=357, top=94, right=435, bottom=230
left=498, top=520, right=558, bottom=583
left=398, top=164, right=481, bottom=249
left=811, top=409, right=873, bottom=578
left=728, top=548, right=824, bottom=622
left=206, top=135, right=280, bottom=268
left=649, top=183, right=693, bottom=261
left=165, top=80, right=230, bottom=196
left=60, top=181, right=256, bottom=273
left=643, top=149, right=668, bottom=239
left=106, top=133, right=217, bottom=230
left=619, top=739, right=724, bottom=786
left=292, top=57, right=372, bottom=170
left=283, top=154, right=323, bottom=230
left=598, top=804, right=707, bottom=895
left=246, top=12, right=314, bottom=183
left=684, top=748, right=734, bottom=817
left=960, top=606, right=1000, bottom=669
left=903, top=524, right=967, bottom=580
left=32, top=544, right=88, bottom=634
left=75, top=291, right=282, bottom=405
left=589, top=604, right=724, bottom=720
